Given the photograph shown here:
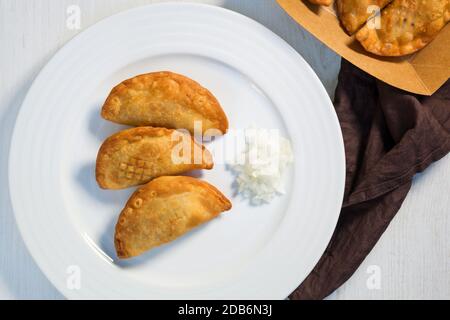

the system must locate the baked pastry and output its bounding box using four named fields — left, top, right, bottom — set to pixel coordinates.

left=356, top=0, right=450, bottom=56
left=96, top=127, right=213, bottom=190
left=115, top=176, right=232, bottom=259
left=307, top=0, right=333, bottom=5
left=337, top=0, right=393, bottom=34
left=101, top=71, right=229, bottom=135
